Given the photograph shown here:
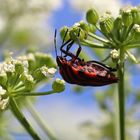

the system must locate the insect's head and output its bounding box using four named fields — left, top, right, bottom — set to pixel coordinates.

left=56, top=56, right=66, bottom=67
